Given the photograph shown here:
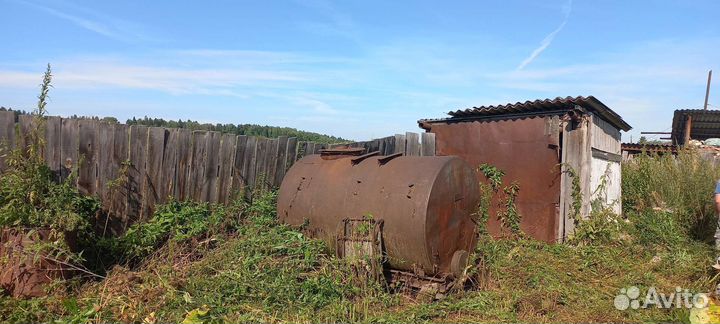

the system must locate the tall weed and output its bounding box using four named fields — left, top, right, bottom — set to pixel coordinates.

left=623, top=150, right=720, bottom=242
